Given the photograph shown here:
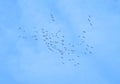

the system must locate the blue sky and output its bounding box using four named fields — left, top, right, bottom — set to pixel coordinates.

left=0, top=0, right=120, bottom=84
